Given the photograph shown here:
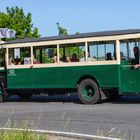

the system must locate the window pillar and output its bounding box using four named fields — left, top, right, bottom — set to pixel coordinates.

left=85, top=42, right=88, bottom=62
left=57, top=44, right=59, bottom=63
left=31, top=46, right=33, bottom=65
left=116, top=40, right=120, bottom=64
